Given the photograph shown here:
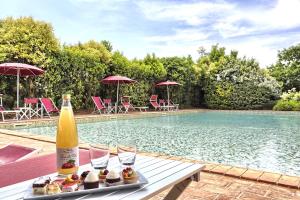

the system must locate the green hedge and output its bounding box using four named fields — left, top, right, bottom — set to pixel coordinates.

left=273, top=89, right=300, bottom=111
left=273, top=100, right=300, bottom=111
left=197, top=46, right=281, bottom=110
